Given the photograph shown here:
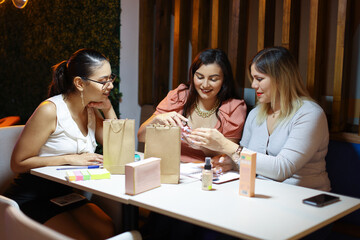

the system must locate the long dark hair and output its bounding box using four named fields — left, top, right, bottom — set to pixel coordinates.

left=48, top=48, right=108, bottom=97
left=182, top=48, right=237, bottom=121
